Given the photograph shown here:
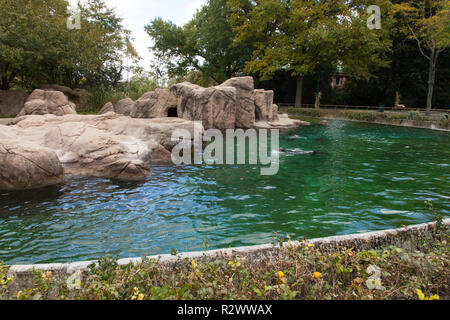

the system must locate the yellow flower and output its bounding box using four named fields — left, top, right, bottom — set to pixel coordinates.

left=42, top=271, right=52, bottom=281
left=417, top=289, right=440, bottom=300
left=314, top=272, right=322, bottom=279
left=191, top=259, right=198, bottom=269
left=417, top=289, right=425, bottom=300
left=131, top=287, right=145, bottom=300
left=277, top=271, right=285, bottom=279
